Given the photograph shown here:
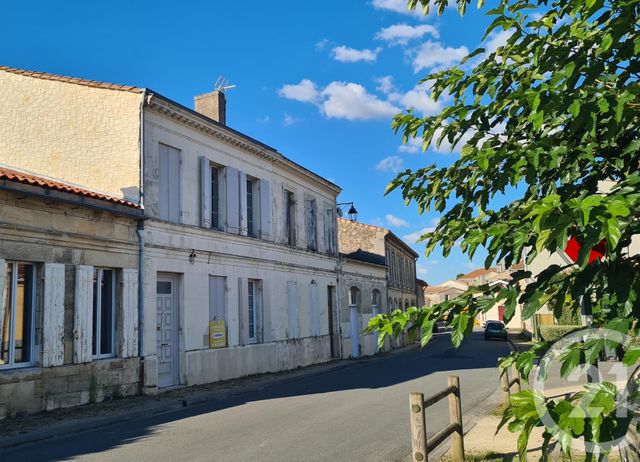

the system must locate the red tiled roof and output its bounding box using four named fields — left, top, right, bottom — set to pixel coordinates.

left=0, top=166, right=141, bottom=208
left=0, top=65, right=143, bottom=93
left=459, top=267, right=497, bottom=280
